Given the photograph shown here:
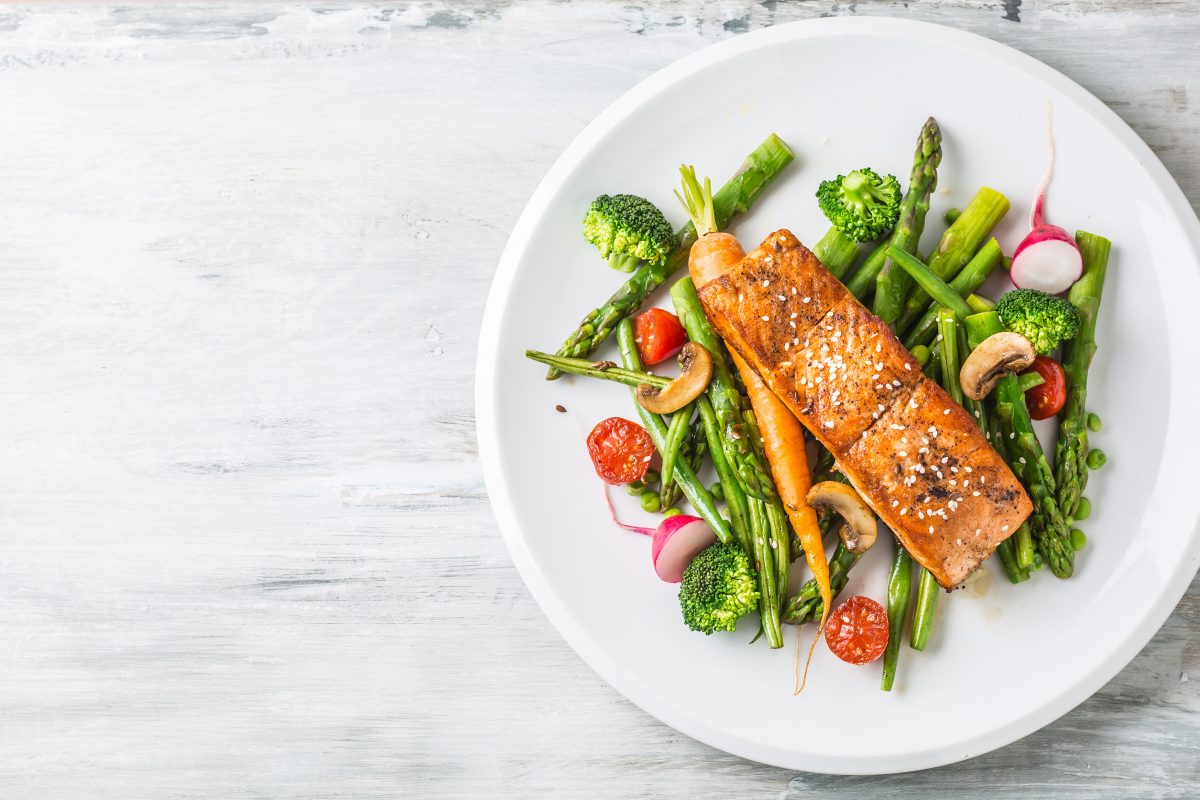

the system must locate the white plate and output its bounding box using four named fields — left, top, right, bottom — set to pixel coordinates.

left=476, top=17, right=1200, bottom=773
